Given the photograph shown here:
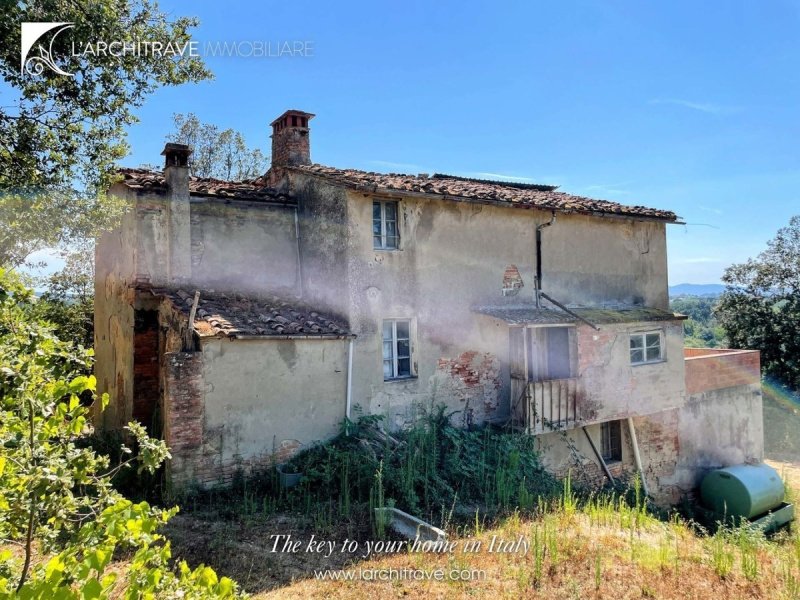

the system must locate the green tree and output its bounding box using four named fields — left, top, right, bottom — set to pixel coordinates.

left=670, top=296, right=726, bottom=348
left=0, top=269, right=240, bottom=598
left=168, top=113, right=268, bottom=180
left=716, top=215, right=800, bottom=390
left=0, top=0, right=212, bottom=266
left=29, top=244, right=95, bottom=348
